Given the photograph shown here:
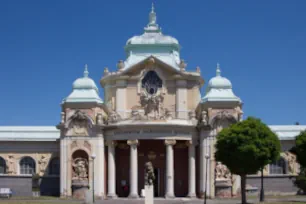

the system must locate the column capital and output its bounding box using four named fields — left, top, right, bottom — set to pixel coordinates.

left=165, top=139, right=176, bottom=146
left=127, top=139, right=139, bottom=146
left=106, top=140, right=117, bottom=147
